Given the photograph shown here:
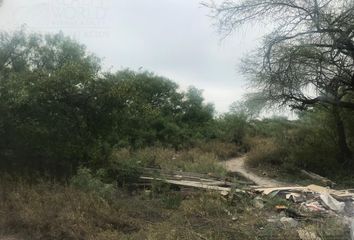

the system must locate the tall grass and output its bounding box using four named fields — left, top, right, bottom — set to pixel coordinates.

left=0, top=181, right=138, bottom=239
left=109, top=146, right=227, bottom=176
left=246, top=137, right=287, bottom=168
left=0, top=177, right=348, bottom=239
